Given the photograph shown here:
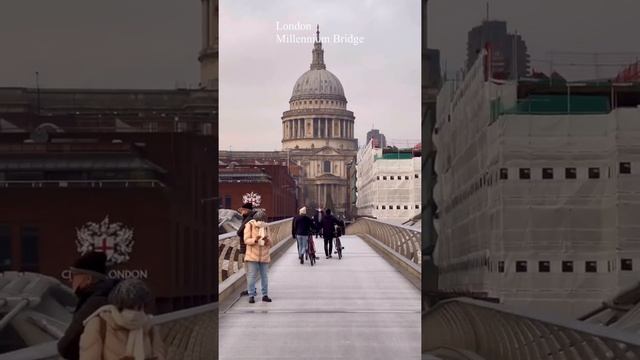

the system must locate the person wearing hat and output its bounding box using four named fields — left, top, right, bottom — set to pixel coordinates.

left=236, top=202, right=256, bottom=296
left=292, top=206, right=314, bottom=264
left=58, top=251, right=119, bottom=360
